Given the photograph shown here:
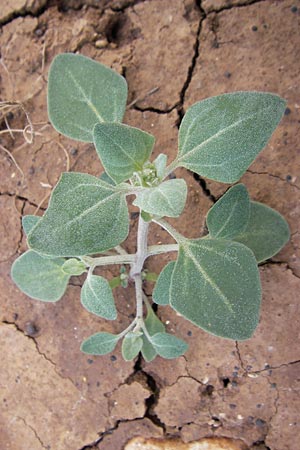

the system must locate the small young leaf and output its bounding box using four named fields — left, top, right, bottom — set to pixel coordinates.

left=94, top=123, right=155, bottom=184
left=177, top=92, right=286, bottom=183
left=62, top=258, right=86, bottom=276
left=28, top=172, right=129, bottom=257
left=153, top=153, right=167, bottom=179
left=170, top=239, right=261, bottom=340
left=234, top=201, right=290, bottom=262
left=81, top=332, right=119, bottom=355
left=22, top=215, right=40, bottom=236
left=133, top=179, right=187, bottom=218
left=152, top=261, right=175, bottom=305
left=81, top=274, right=117, bottom=320
left=141, top=307, right=165, bottom=362
left=48, top=53, right=127, bottom=142
left=122, top=334, right=143, bottom=361
left=150, top=332, right=188, bottom=359
left=206, top=184, right=250, bottom=239
left=11, top=250, right=69, bottom=302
